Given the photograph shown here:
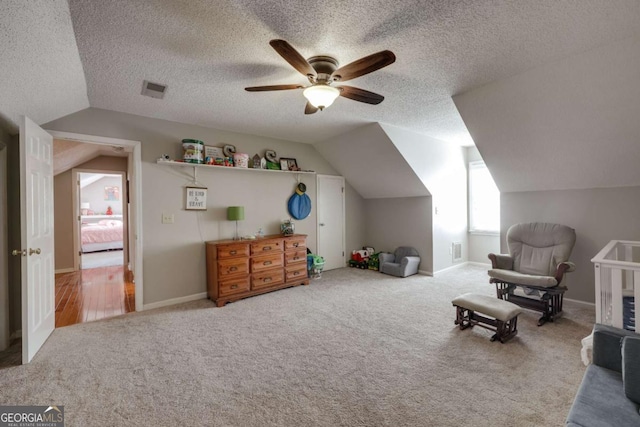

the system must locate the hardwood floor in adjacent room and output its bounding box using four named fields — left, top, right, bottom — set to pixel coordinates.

left=55, top=266, right=135, bottom=328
